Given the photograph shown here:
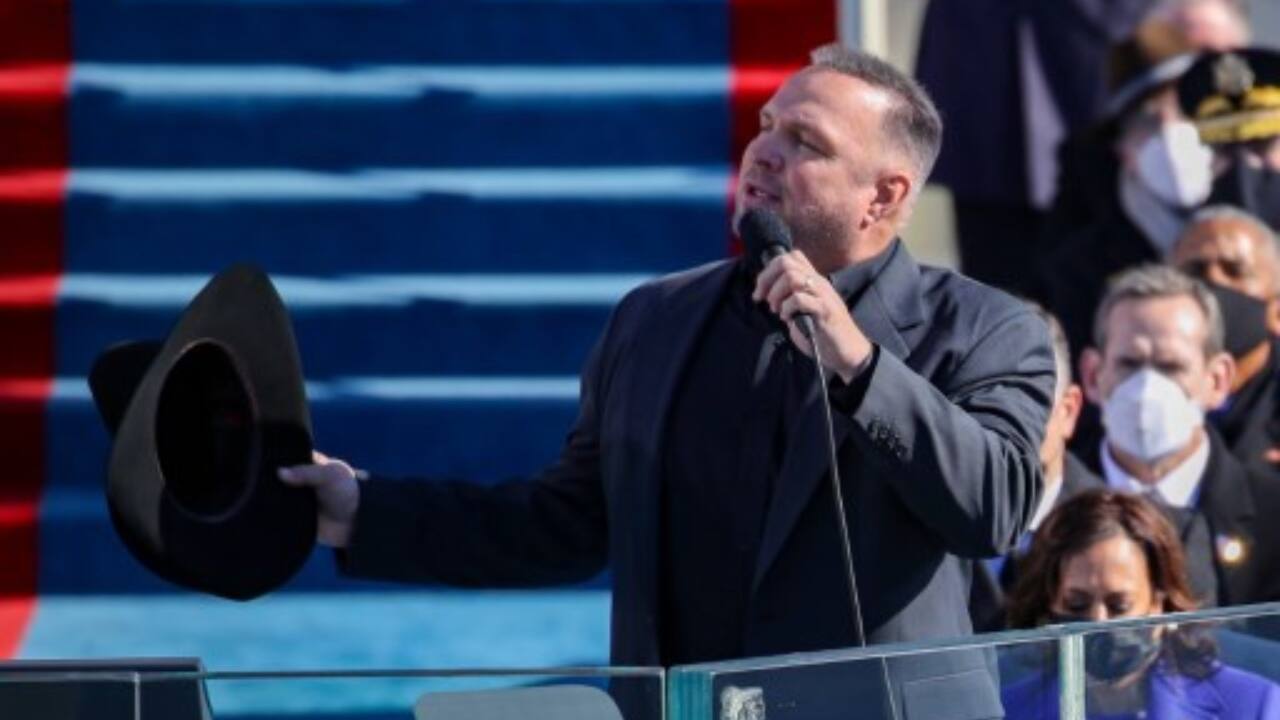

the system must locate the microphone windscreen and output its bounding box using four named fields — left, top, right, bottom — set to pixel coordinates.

left=737, top=208, right=794, bottom=263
